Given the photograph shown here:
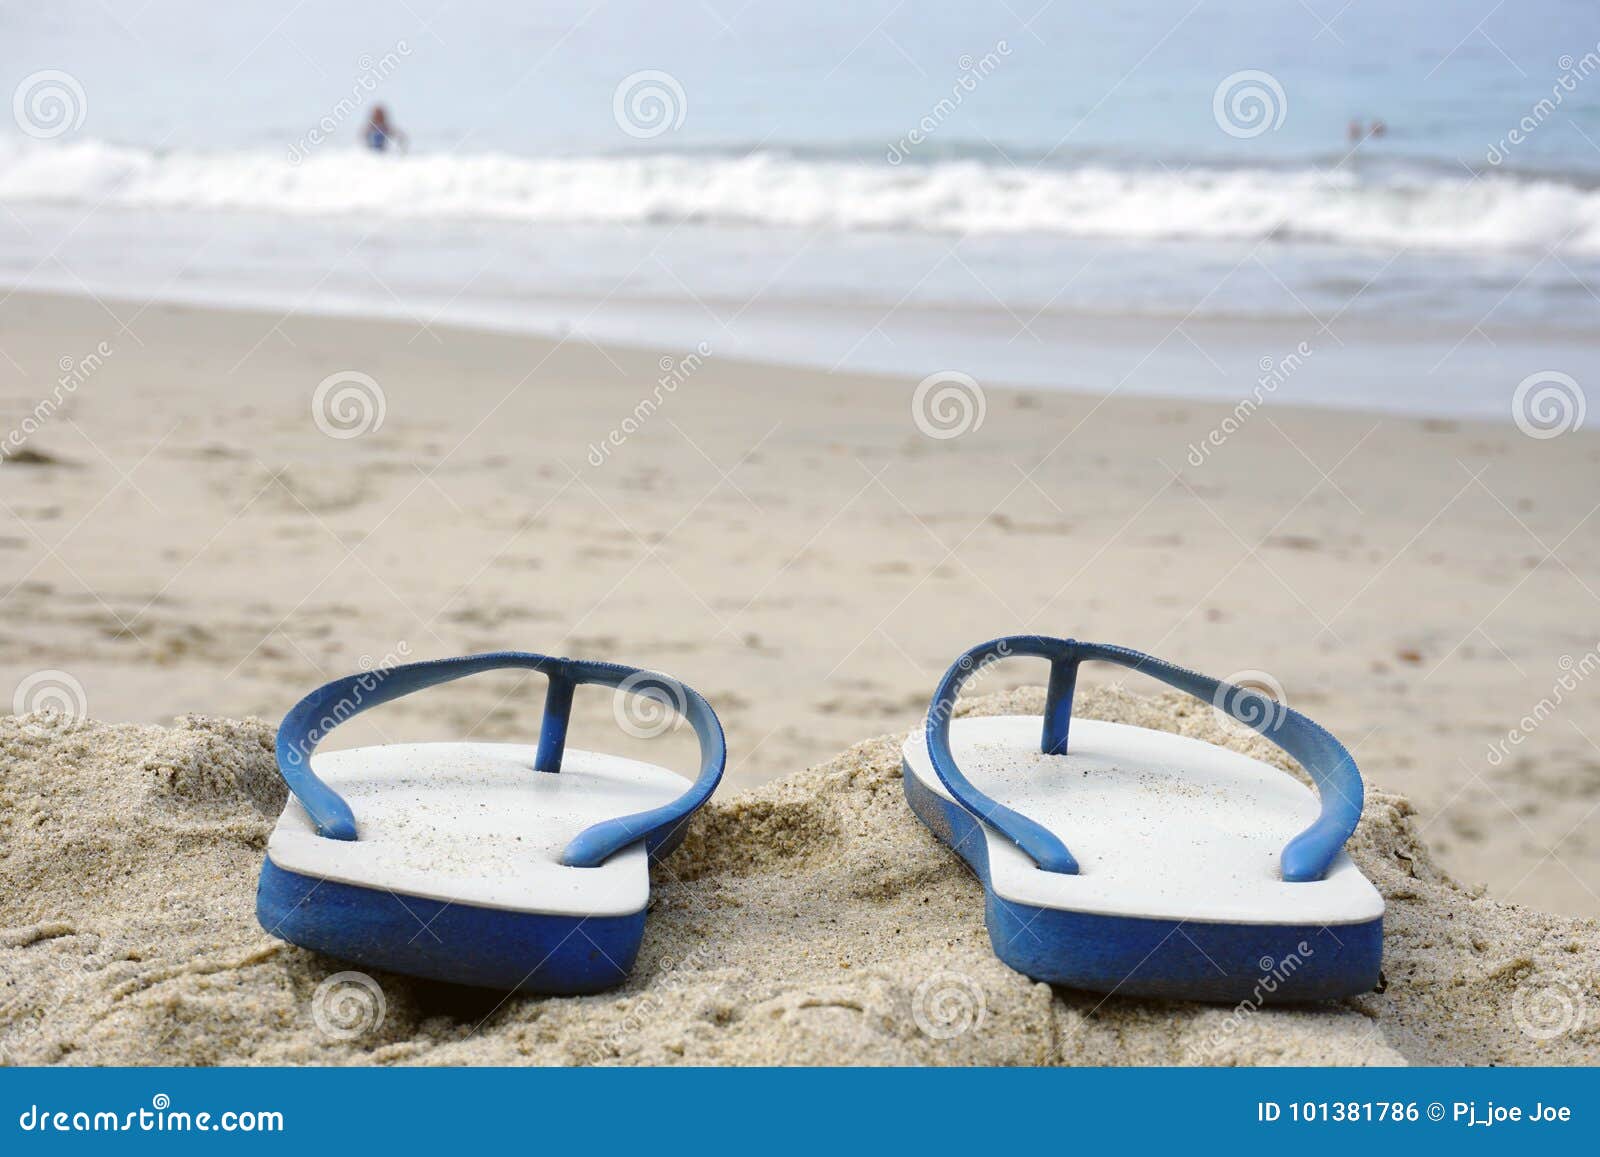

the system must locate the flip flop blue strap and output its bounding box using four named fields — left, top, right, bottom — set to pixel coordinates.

left=924, top=636, right=1363, bottom=883
left=275, top=651, right=726, bottom=868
